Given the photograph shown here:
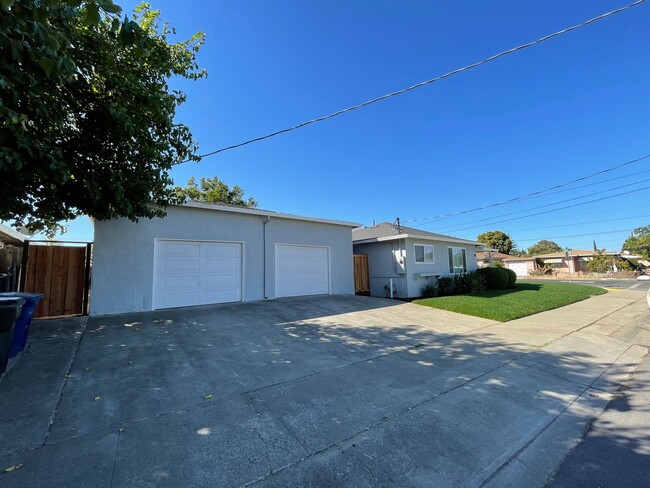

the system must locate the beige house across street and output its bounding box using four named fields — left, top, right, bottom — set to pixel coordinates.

left=504, top=249, right=620, bottom=278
